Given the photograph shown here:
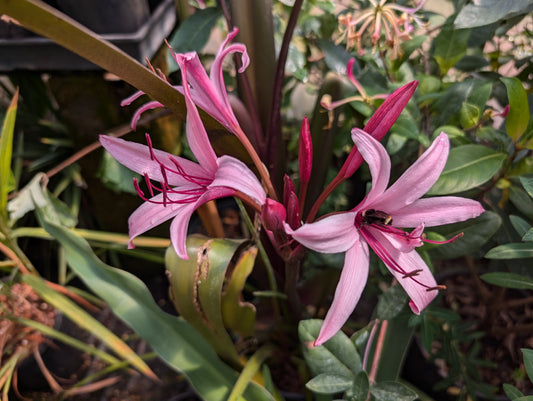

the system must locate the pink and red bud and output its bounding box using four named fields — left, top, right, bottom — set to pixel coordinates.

left=298, top=117, right=313, bottom=185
